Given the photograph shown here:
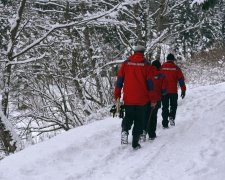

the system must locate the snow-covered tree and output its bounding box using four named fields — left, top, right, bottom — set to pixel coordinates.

left=0, top=0, right=127, bottom=155
left=0, top=0, right=224, bottom=158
